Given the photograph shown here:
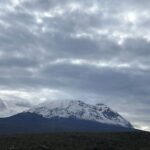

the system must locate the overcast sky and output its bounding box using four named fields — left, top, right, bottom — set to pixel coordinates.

left=0, top=0, right=150, bottom=131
